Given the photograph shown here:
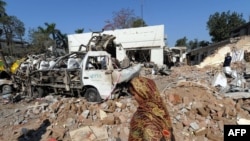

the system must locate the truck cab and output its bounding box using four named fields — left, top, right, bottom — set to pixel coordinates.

left=14, top=50, right=141, bottom=102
